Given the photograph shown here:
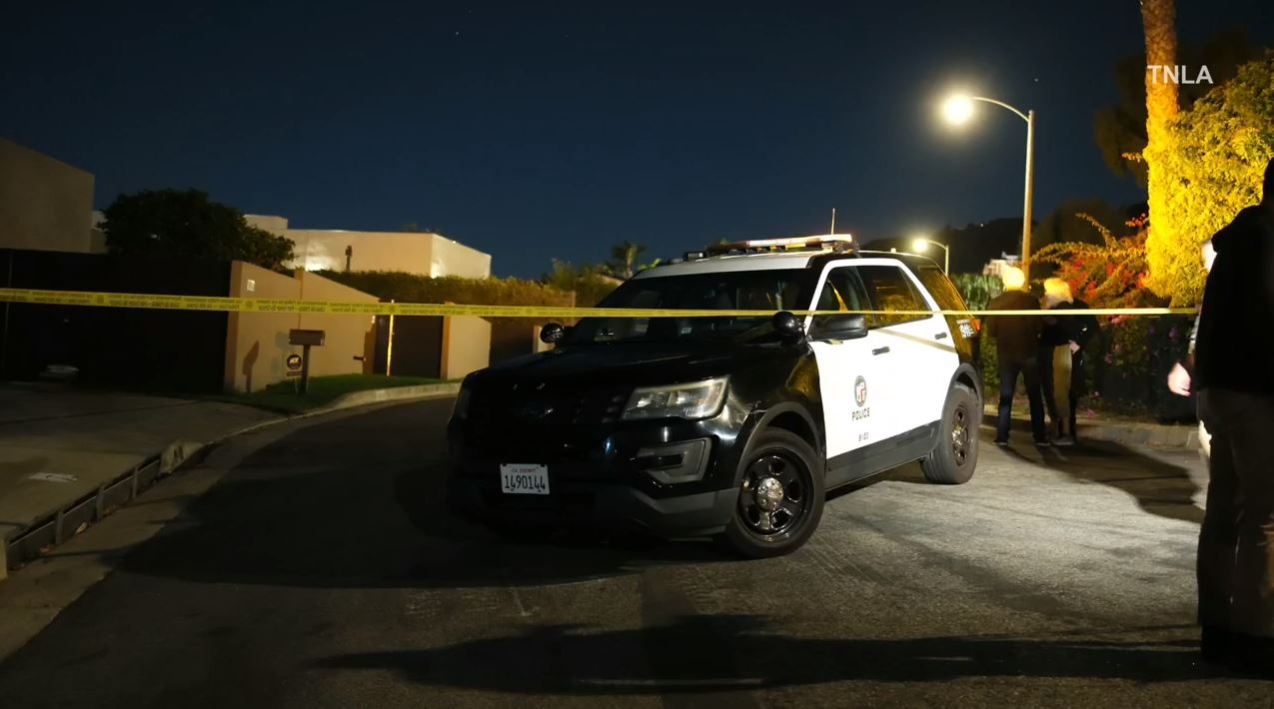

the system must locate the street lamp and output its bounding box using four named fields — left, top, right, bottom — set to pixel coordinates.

left=941, top=92, right=1037, bottom=281
left=912, top=237, right=950, bottom=273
